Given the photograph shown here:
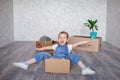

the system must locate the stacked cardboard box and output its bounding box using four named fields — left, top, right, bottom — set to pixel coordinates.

left=68, top=36, right=102, bottom=52
left=45, top=58, right=72, bottom=73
